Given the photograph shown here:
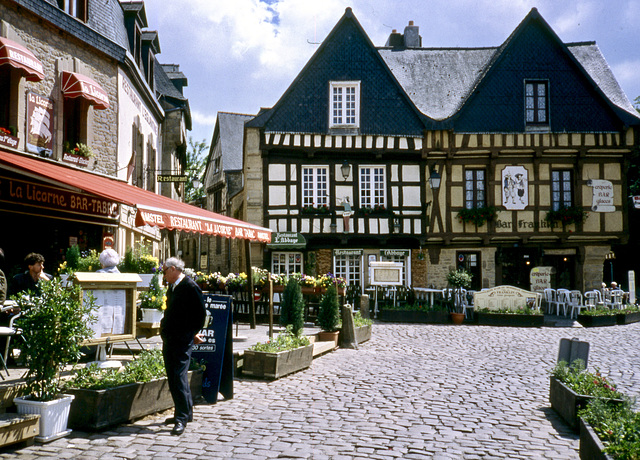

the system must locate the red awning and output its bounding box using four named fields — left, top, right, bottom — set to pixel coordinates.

left=0, top=37, right=45, bottom=82
left=61, top=71, right=110, bottom=110
left=0, top=150, right=271, bottom=243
